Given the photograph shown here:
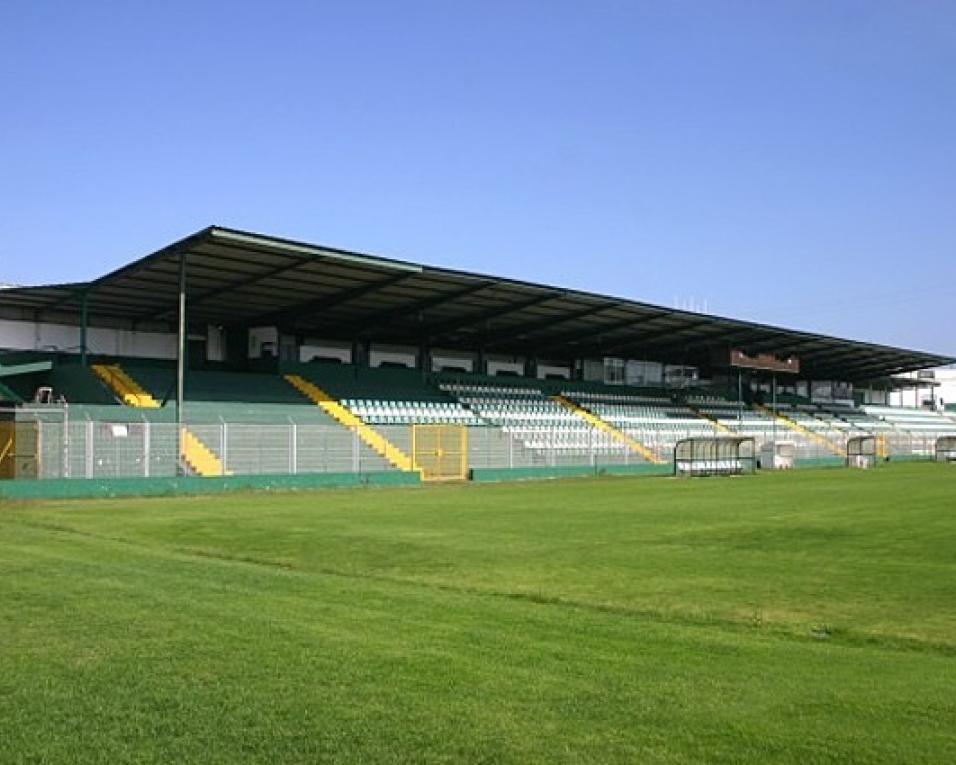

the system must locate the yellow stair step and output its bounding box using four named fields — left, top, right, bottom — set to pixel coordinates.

left=180, top=428, right=230, bottom=477
left=92, top=364, right=160, bottom=408
left=284, top=374, right=416, bottom=472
